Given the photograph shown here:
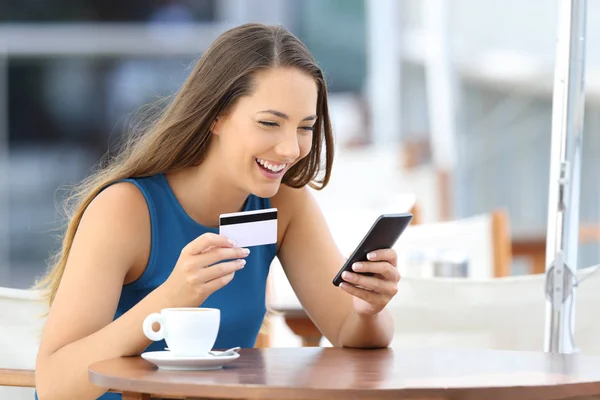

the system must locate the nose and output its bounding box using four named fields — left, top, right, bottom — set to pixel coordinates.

left=275, top=132, right=301, bottom=161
